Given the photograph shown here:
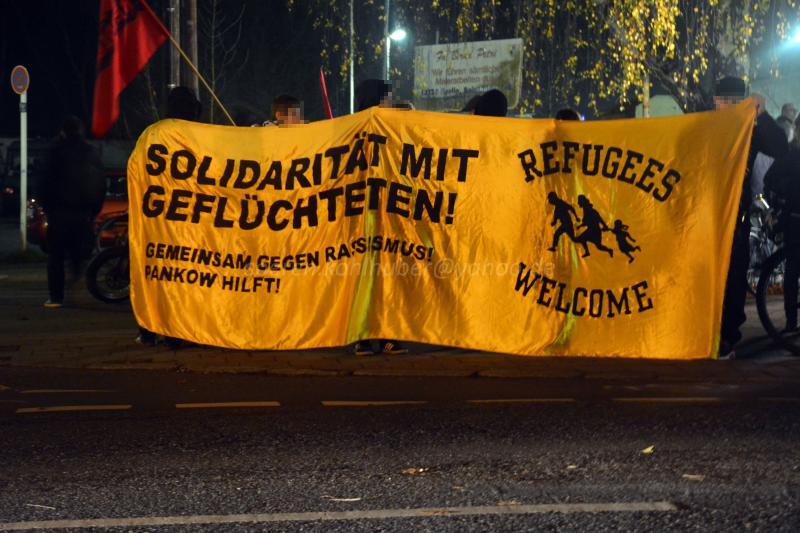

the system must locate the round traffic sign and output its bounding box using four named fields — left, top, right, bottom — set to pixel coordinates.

left=11, top=65, right=29, bottom=95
